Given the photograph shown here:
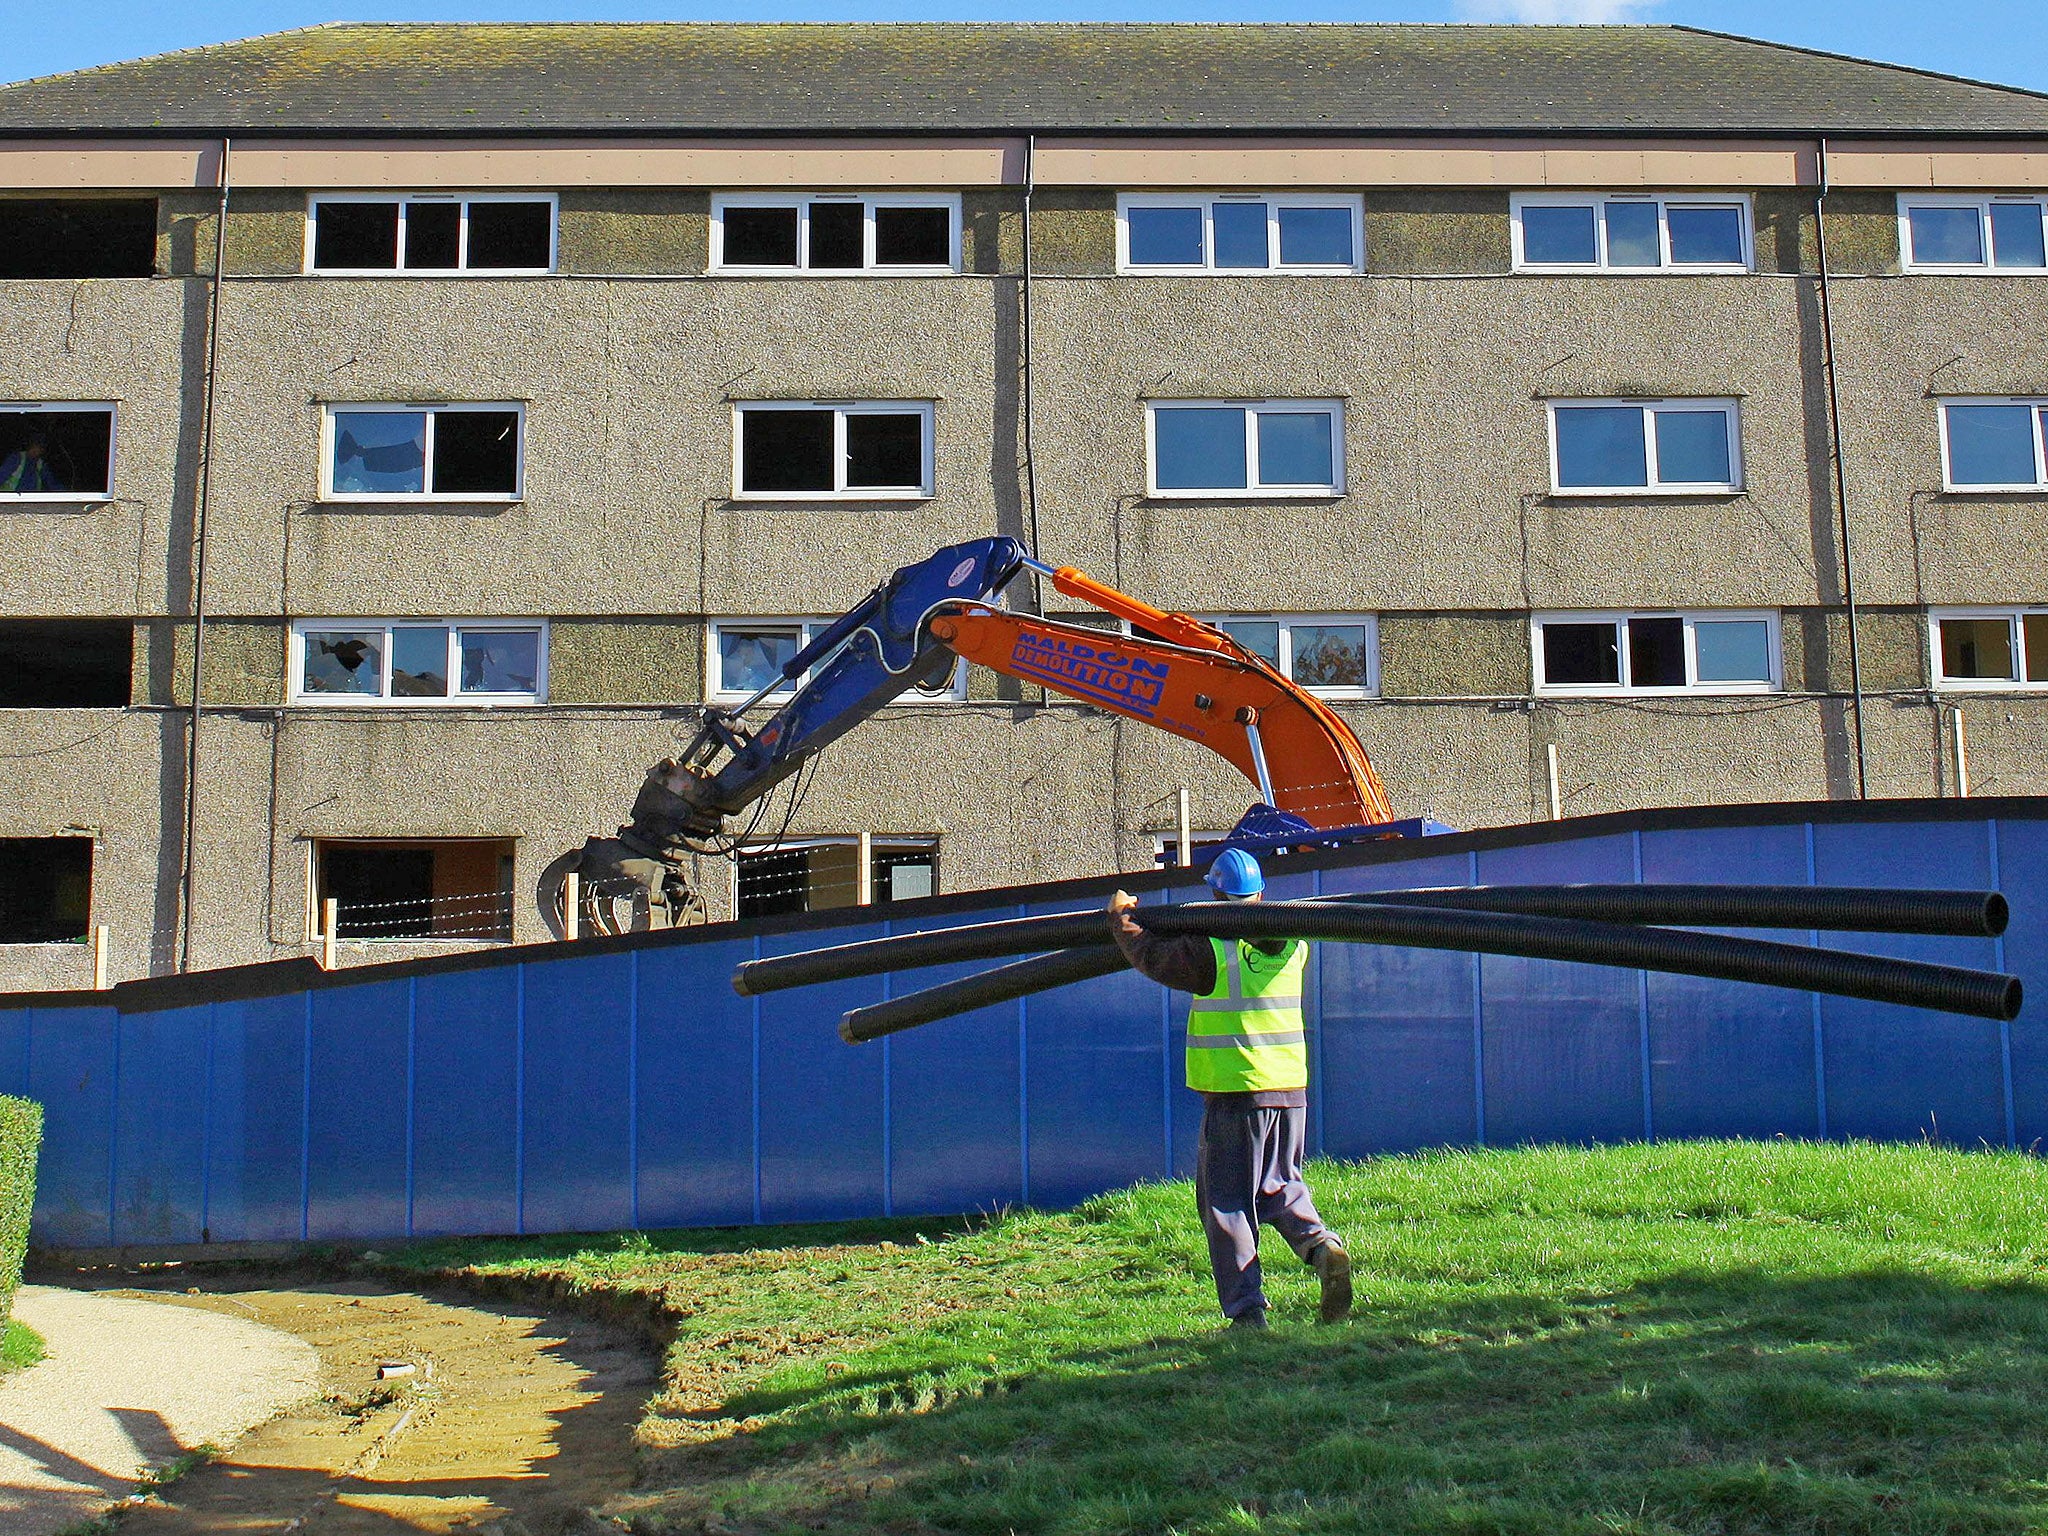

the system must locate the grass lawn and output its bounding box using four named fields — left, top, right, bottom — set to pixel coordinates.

left=0, top=1317, right=44, bottom=1372
left=395, top=1141, right=2048, bottom=1535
